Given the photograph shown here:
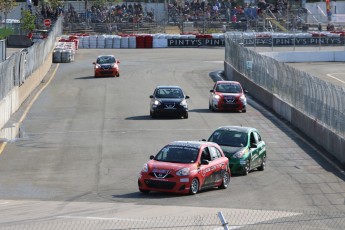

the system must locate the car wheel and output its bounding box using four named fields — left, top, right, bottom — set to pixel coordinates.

left=189, top=178, right=199, bottom=195
left=244, top=161, right=250, bottom=176
left=242, top=108, right=246, bottom=113
left=184, top=112, right=188, bottom=119
left=116, top=73, right=120, bottom=77
left=219, top=171, right=230, bottom=189
left=150, top=111, right=156, bottom=118
left=258, top=154, right=266, bottom=171
left=139, top=188, right=150, bottom=194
